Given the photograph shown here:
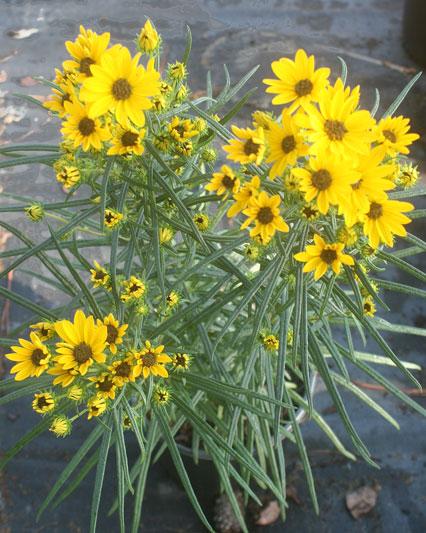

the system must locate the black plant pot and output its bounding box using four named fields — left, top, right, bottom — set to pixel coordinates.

left=403, top=0, right=426, bottom=68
